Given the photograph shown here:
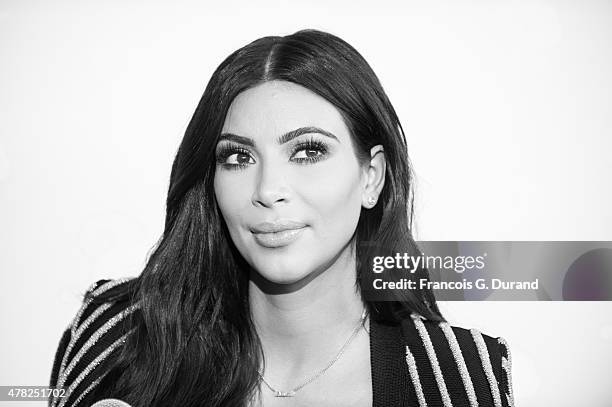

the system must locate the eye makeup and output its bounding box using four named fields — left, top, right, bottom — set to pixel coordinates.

left=215, top=134, right=332, bottom=170
left=289, top=136, right=329, bottom=164
left=215, top=143, right=254, bottom=170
